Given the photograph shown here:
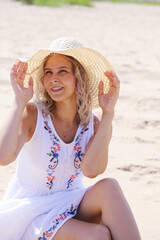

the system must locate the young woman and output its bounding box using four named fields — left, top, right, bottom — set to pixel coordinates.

left=0, top=37, right=141, bottom=240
